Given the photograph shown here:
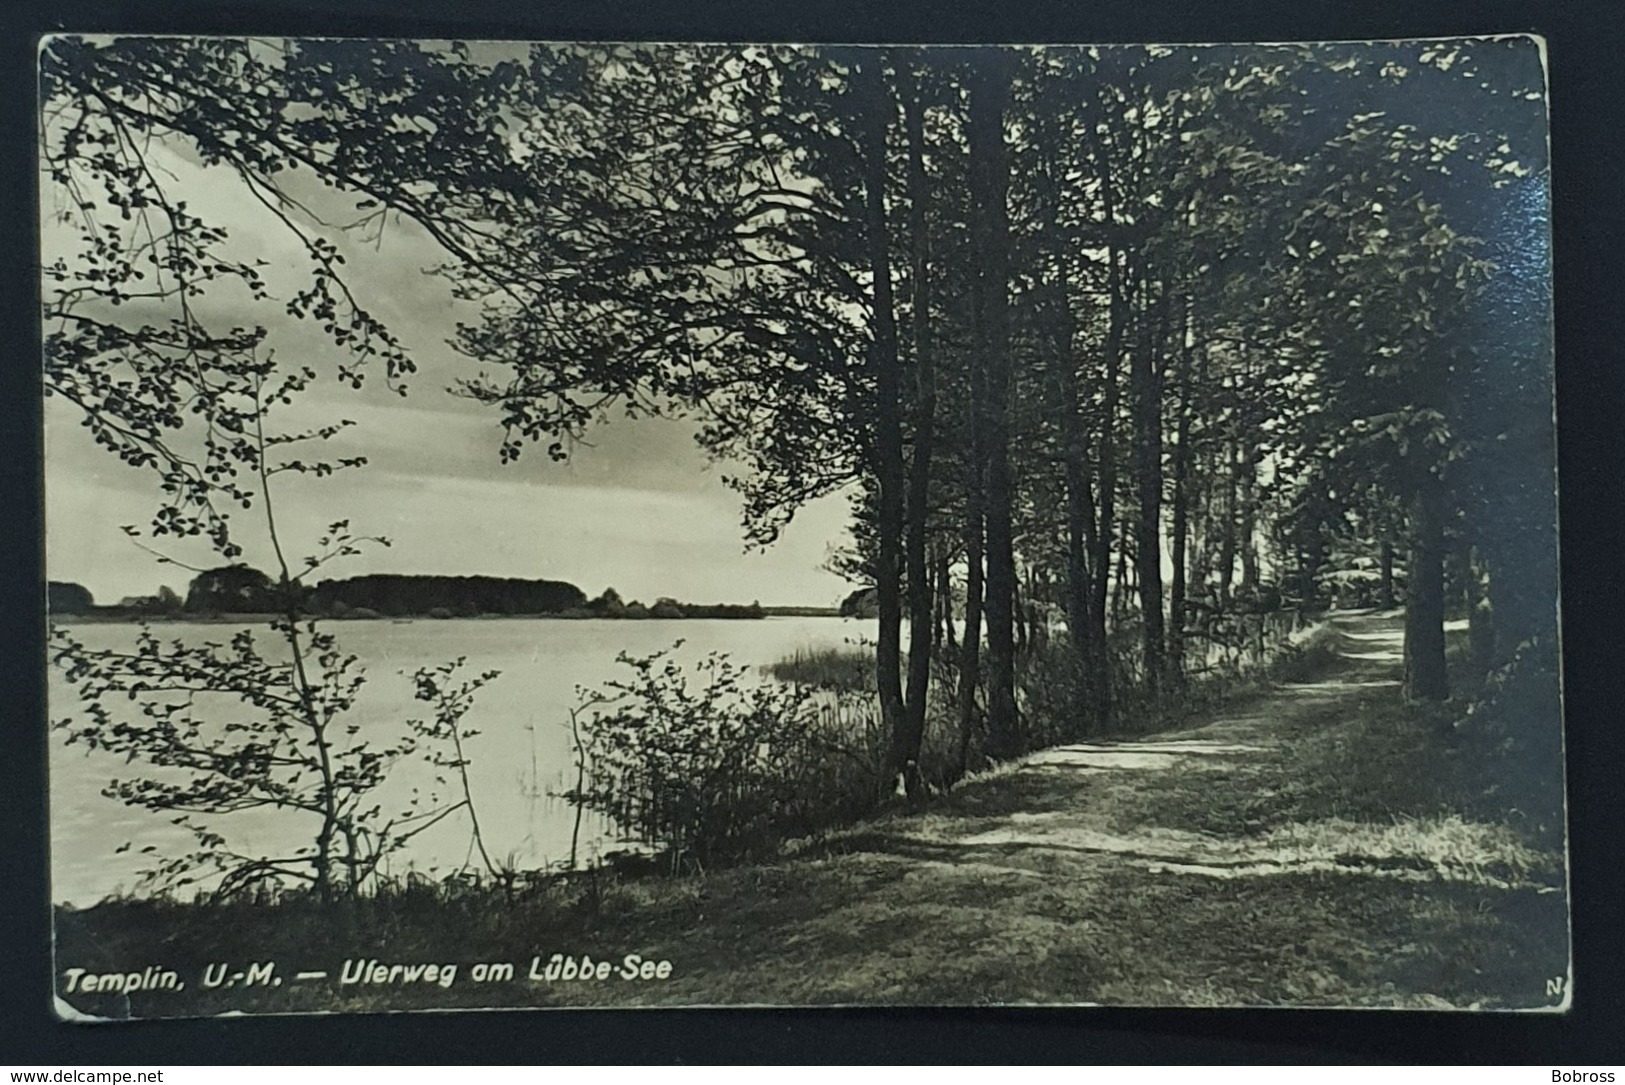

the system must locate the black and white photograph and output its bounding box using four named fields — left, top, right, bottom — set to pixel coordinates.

left=40, top=35, right=1567, bottom=1018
